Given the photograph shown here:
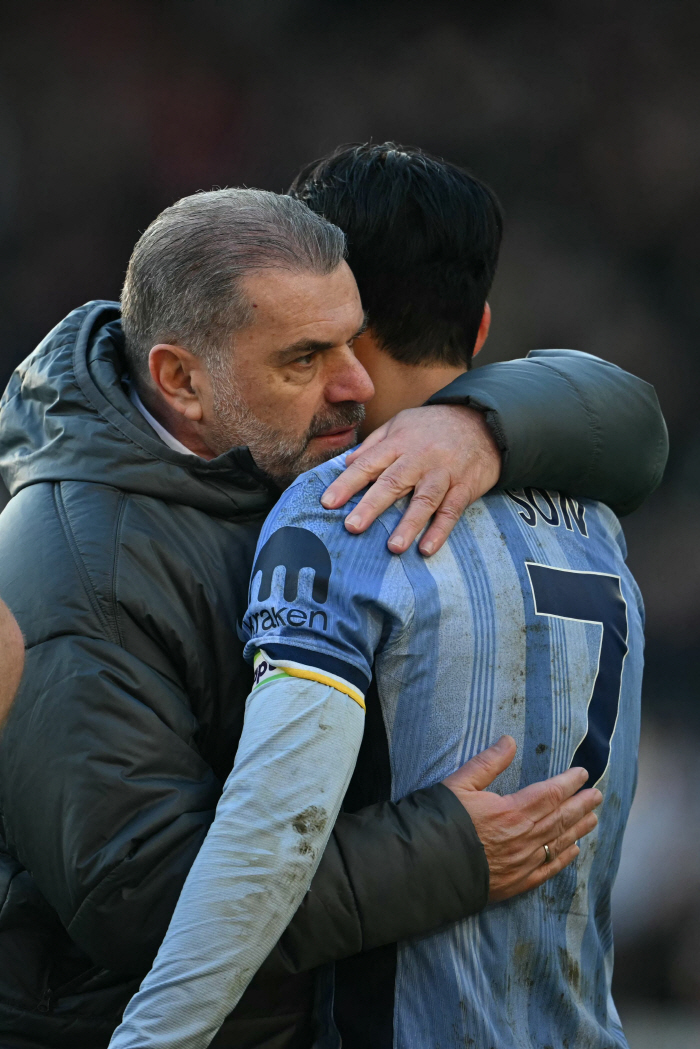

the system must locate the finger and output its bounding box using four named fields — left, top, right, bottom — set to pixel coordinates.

left=321, top=445, right=399, bottom=511
left=518, top=809, right=599, bottom=893
left=520, top=843, right=581, bottom=892
left=417, top=485, right=473, bottom=556
left=344, top=423, right=389, bottom=466
left=549, top=811, right=599, bottom=856
left=490, top=841, right=583, bottom=902
left=510, top=766, right=589, bottom=822
left=532, top=787, right=602, bottom=845
left=385, top=471, right=451, bottom=553
left=340, top=463, right=419, bottom=534
left=489, top=791, right=600, bottom=880
left=498, top=809, right=595, bottom=889
left=443, top=736, right=516, bottom=793
left=524, top=809, right=599, bottom=878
